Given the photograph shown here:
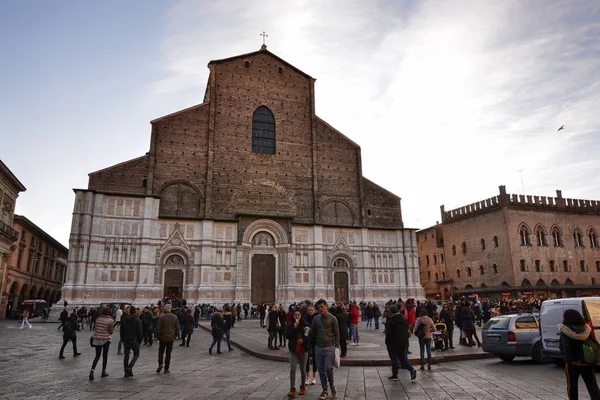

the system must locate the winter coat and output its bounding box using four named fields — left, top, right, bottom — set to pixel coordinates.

left=181, top=313, right=194, bottom=335
left=286, top=319, right=309, bottom=354
left=93, top=315, right=114, bottom=341
left=62, top=315, right=78, bottom=340
left=414, top=316, right=435, bottom=339
left=120, top=314, right=143, bottom=343
left=157, top=312, right=180, bottom=342
left=365, top=306, right=374, bottom=319
left=267, top=310, right=280, bottom=332
left=373, top=304, right=380, bottom=318
left=439, top=310, right=454, bottom=330
left=559, top=323, right=591, bottom=364
left=141, top=311, right=154, bottom=331
left=334, top=311, right=349, bottom=341
left=460, top=308, right=476, bottom=332
left=348, top=305, right=360, bottom=325
left=385, top=312, right=410, bottom=349
left=454, top=305, right=463, bottom=328
left=211, top=312, right=224, bottom=339
left=407, top=308, right=416, bottom=325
